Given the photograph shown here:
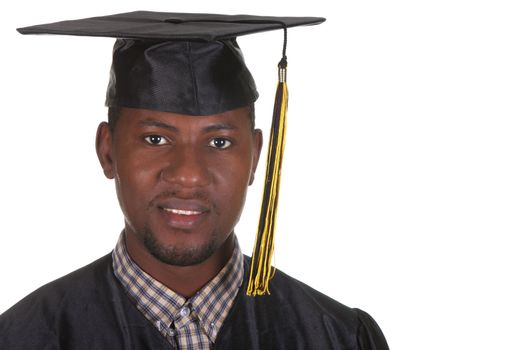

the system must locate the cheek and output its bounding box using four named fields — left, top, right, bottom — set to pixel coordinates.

left=113, top=155, right=160, bottom=220
left=210, top=155, right=253, bottom=215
